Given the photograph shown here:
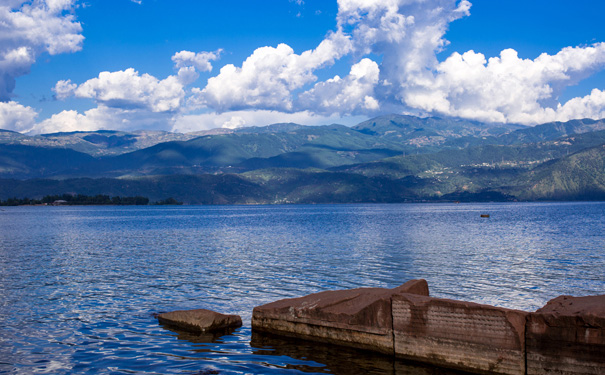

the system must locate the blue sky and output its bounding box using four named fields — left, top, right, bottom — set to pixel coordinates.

left=3, top=0, right=605, bottom=134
